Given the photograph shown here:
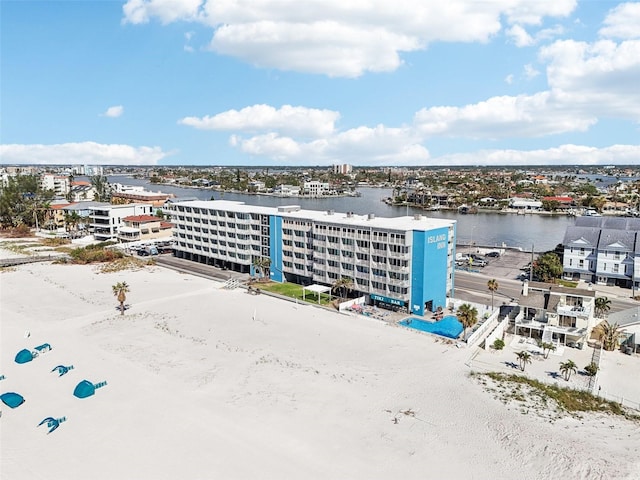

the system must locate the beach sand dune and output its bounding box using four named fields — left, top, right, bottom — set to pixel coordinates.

left=1, top=263, right=639, bottom=479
